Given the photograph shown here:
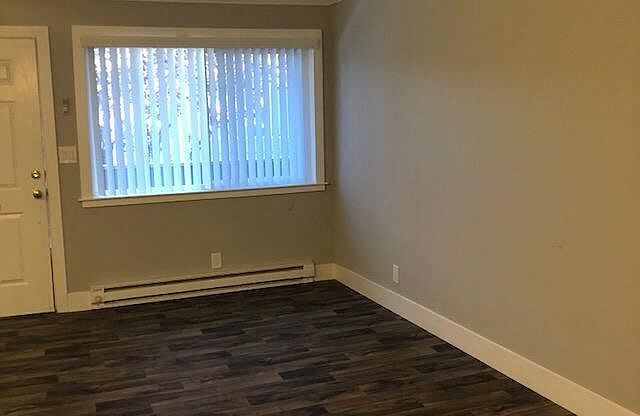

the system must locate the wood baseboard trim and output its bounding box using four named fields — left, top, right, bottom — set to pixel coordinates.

left=322, top=263, right=637, bottom=416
